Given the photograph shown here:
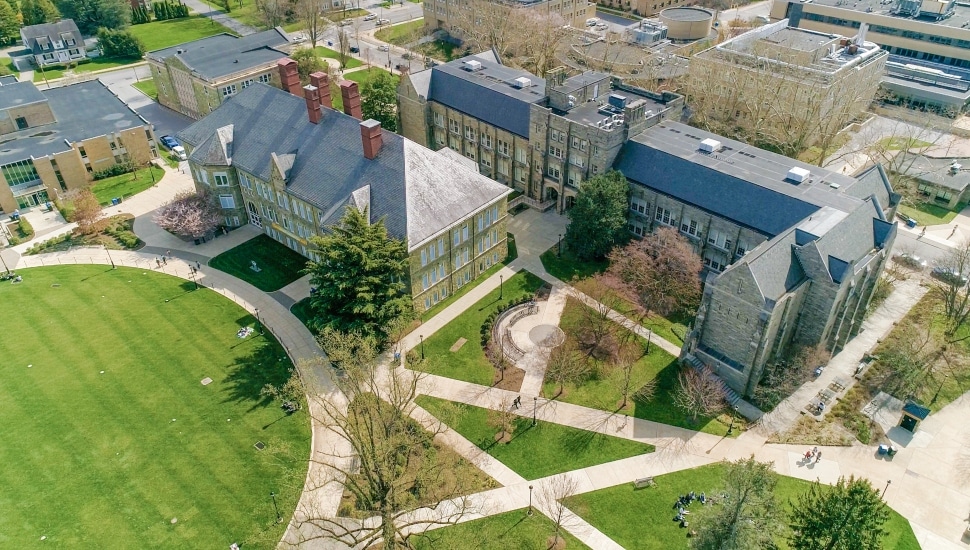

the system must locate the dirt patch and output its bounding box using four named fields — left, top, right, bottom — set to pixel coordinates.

left=449, top=337, right=467, bottom=352
left=768, top=415, right=855, bottom=446
left=493, top=366, right=525, bottom=392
